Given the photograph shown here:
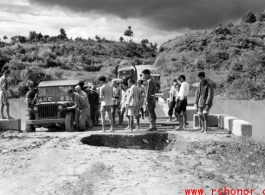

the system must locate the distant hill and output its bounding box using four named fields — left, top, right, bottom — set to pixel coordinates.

left=0, top=33, right=157, bottom=96
left=155, top=10, right=265, bottom=100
